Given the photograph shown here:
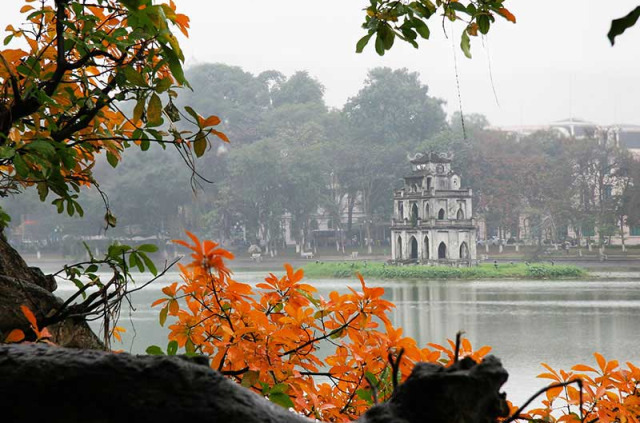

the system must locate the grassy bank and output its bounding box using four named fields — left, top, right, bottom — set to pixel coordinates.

left=302, top=261, right=587, bottom=280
